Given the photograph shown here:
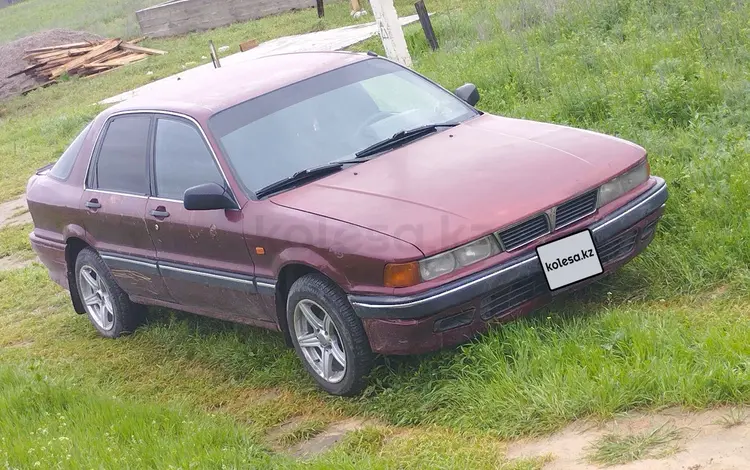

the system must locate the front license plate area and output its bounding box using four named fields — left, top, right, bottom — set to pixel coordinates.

left=536, top=230, right=603, bottom=291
